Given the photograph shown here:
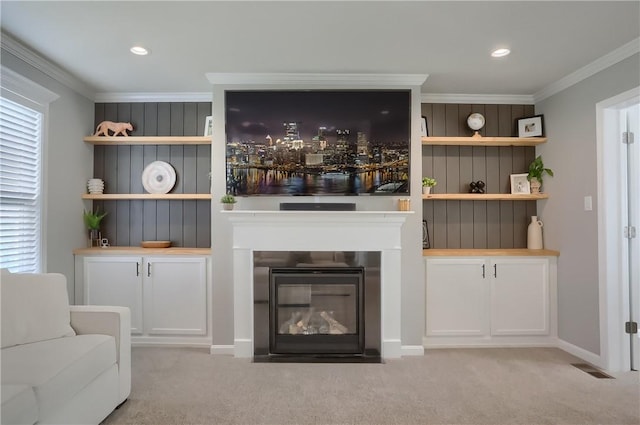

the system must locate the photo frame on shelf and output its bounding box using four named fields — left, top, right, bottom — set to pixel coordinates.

left=422, top=220, right=430, bottom=249
left=420, top=116, right=428, bottom=137
left=517, top=114, right=544, bottom=137
left=510, top=173, right=531, bottom=194
left=204, top=116, right=213, bottom=137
